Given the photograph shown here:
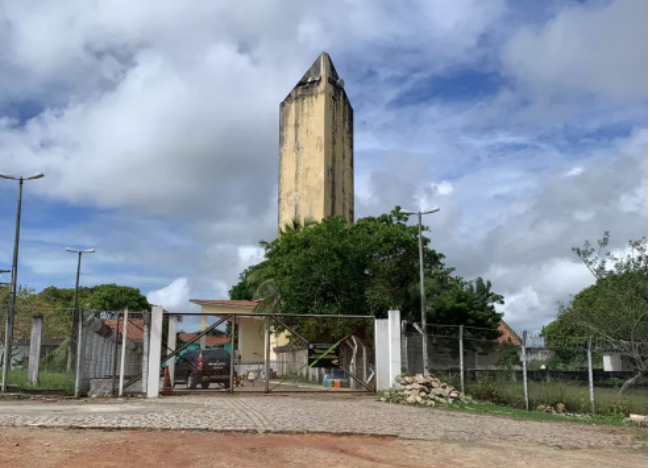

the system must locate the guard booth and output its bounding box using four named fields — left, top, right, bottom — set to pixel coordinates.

left=146, top=305, right=402, bottom=397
